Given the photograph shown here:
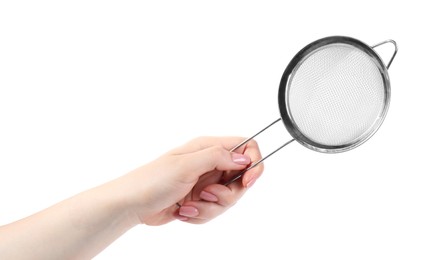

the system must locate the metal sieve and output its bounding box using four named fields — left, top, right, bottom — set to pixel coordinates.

left=225, top=36, right=398, bottom=185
